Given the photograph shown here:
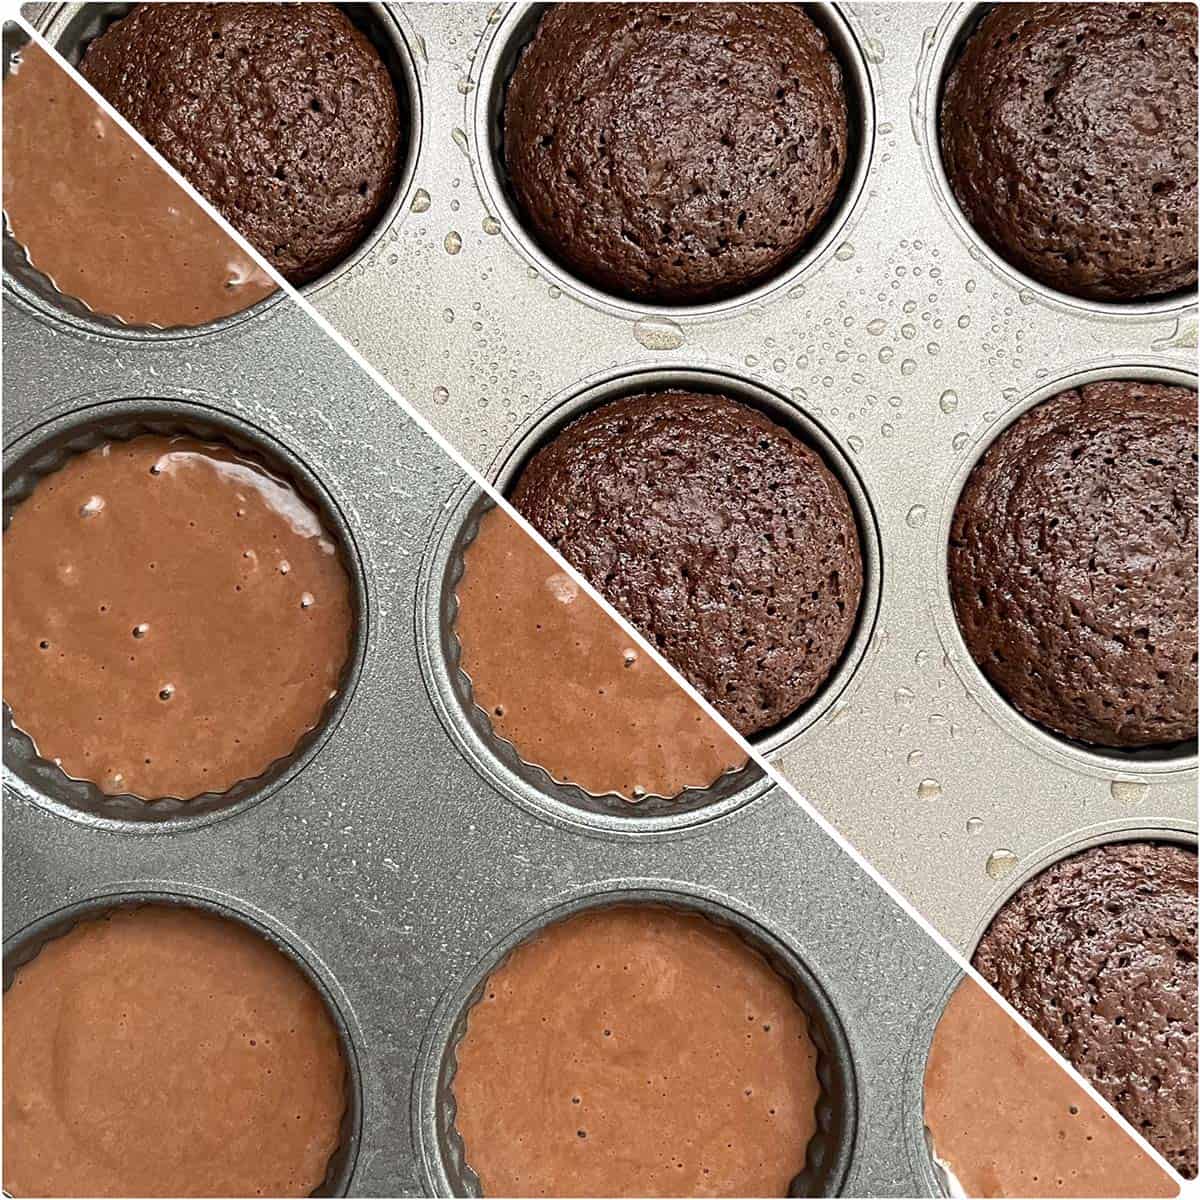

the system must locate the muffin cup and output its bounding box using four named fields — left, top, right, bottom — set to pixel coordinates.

left=917, top=3, right=1199, bottom=321
left=413, top=887, right=858, bottom=1198
left=487, top=362, right=884, bottom=762
left=934, top=359, right=1199, bottom=779
left=417, top=480, right=771, bottom=837
left=16, top=2, right=424, bottom=328
left=2, top=886, right=364, bottom=1198
left=2, top=396, right=369, bottom=833
left=470, top=2, right=878, bottom=321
